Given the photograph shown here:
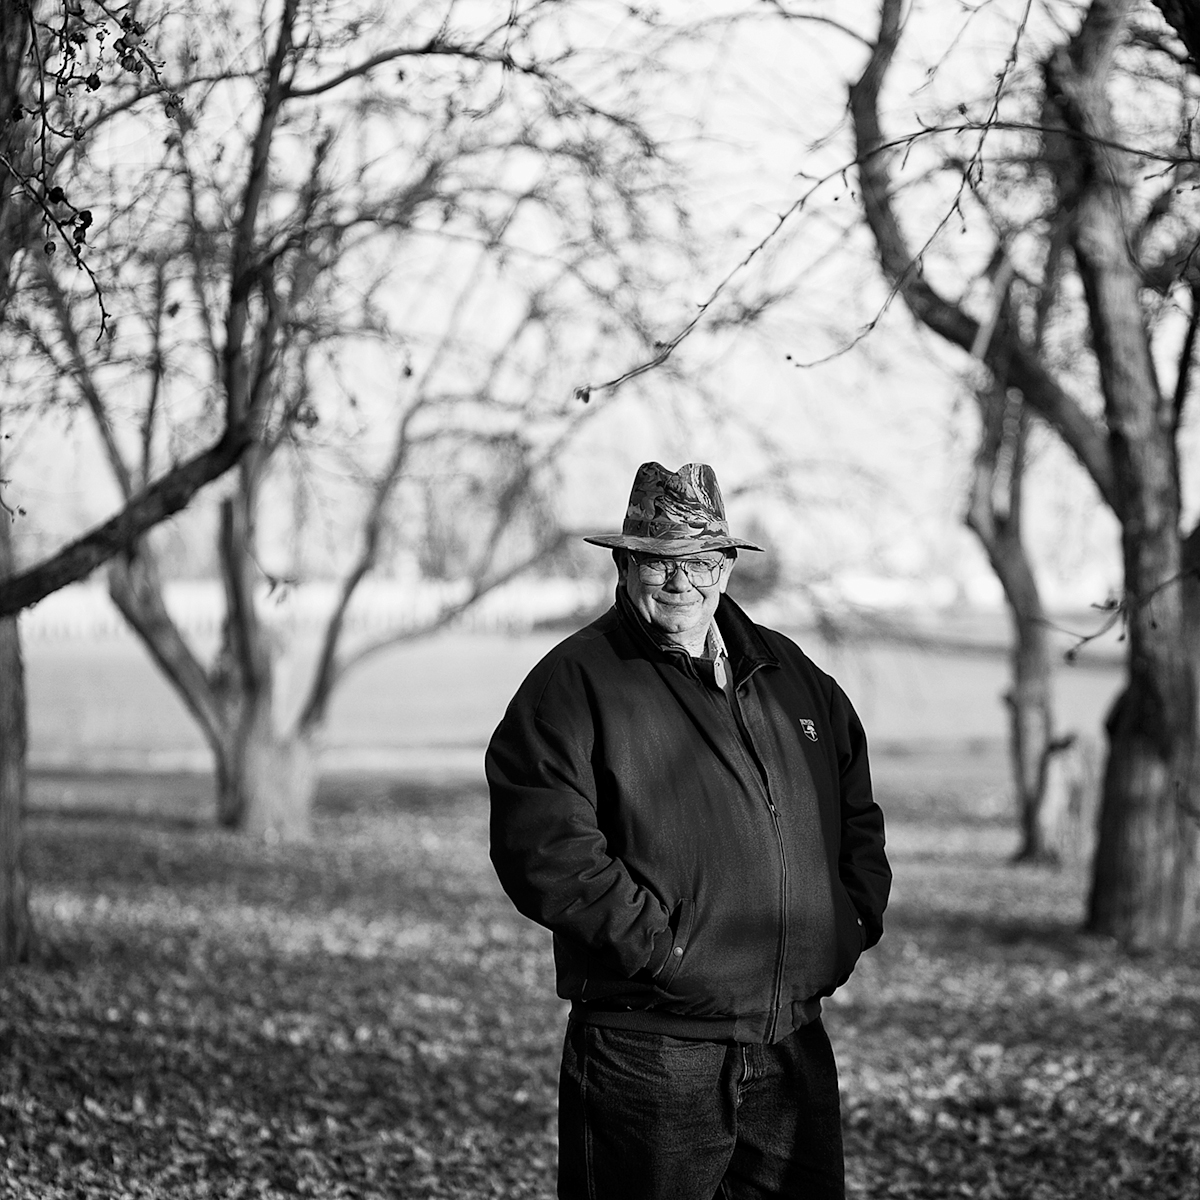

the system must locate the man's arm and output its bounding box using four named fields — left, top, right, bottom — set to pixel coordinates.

left=830, top=683, right=891, bottom=949
left=486, top=664, right=675, bottom=979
